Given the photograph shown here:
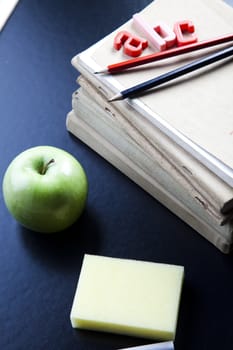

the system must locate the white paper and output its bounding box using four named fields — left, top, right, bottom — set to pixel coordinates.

left=119, top=341, right=174, bottom=350
left=0, top=0, right=20, bottom=31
